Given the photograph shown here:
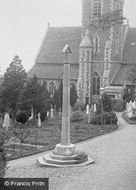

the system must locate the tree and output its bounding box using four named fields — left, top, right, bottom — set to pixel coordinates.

left=0, top=128, right=10, bottom=177
left=97, top=93, right=112, bottom=113
left=102, top=93, right=112, bottom=112
left=53, top=80, right=63, bottom=111
left=53, top=81, right=78, bottom=110
left=0, top=56, right=27, bottom=120
left=70, top=83, right=78, bottom=107
left=123, top=86, right=134, bottom=103
left=21, top=75, right=50, bottom=121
